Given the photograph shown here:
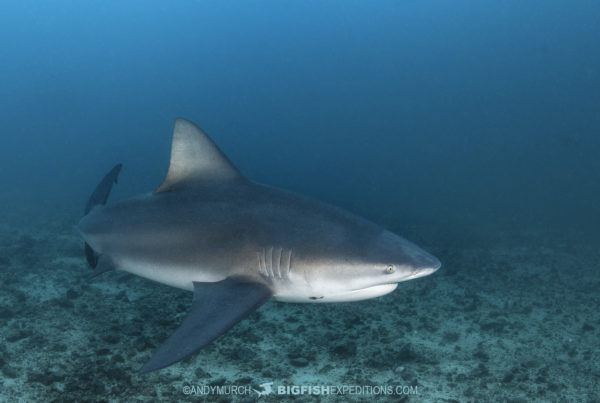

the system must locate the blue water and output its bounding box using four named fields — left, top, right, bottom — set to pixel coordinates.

left=1, top=1, right=598, bottom=401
